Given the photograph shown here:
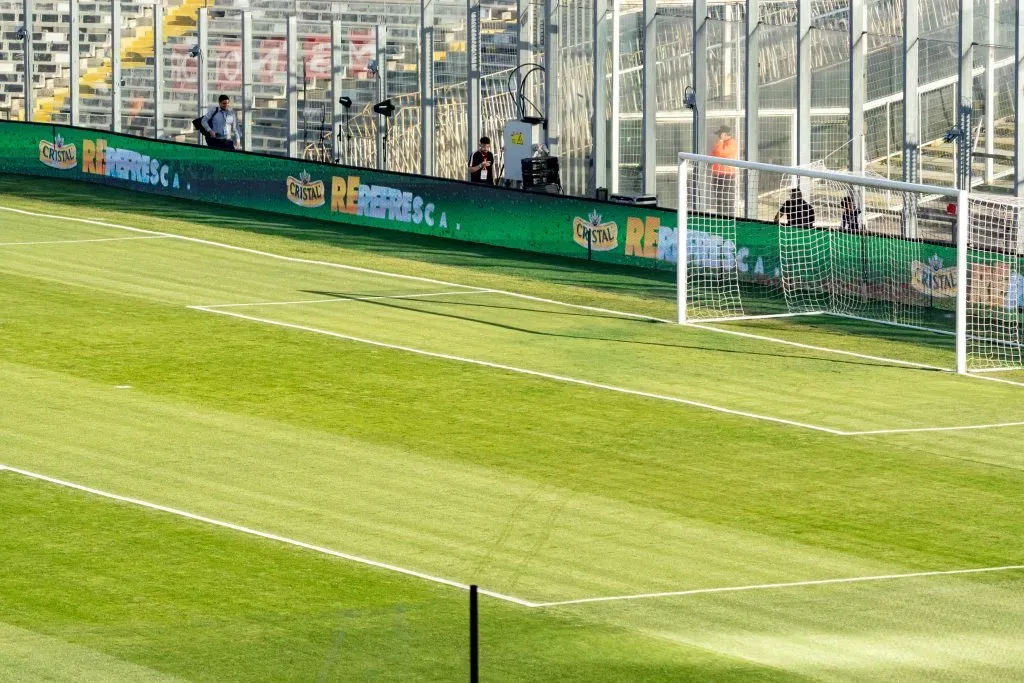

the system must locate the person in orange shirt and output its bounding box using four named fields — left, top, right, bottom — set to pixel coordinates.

left=709, top=125, right=738, bottom=216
